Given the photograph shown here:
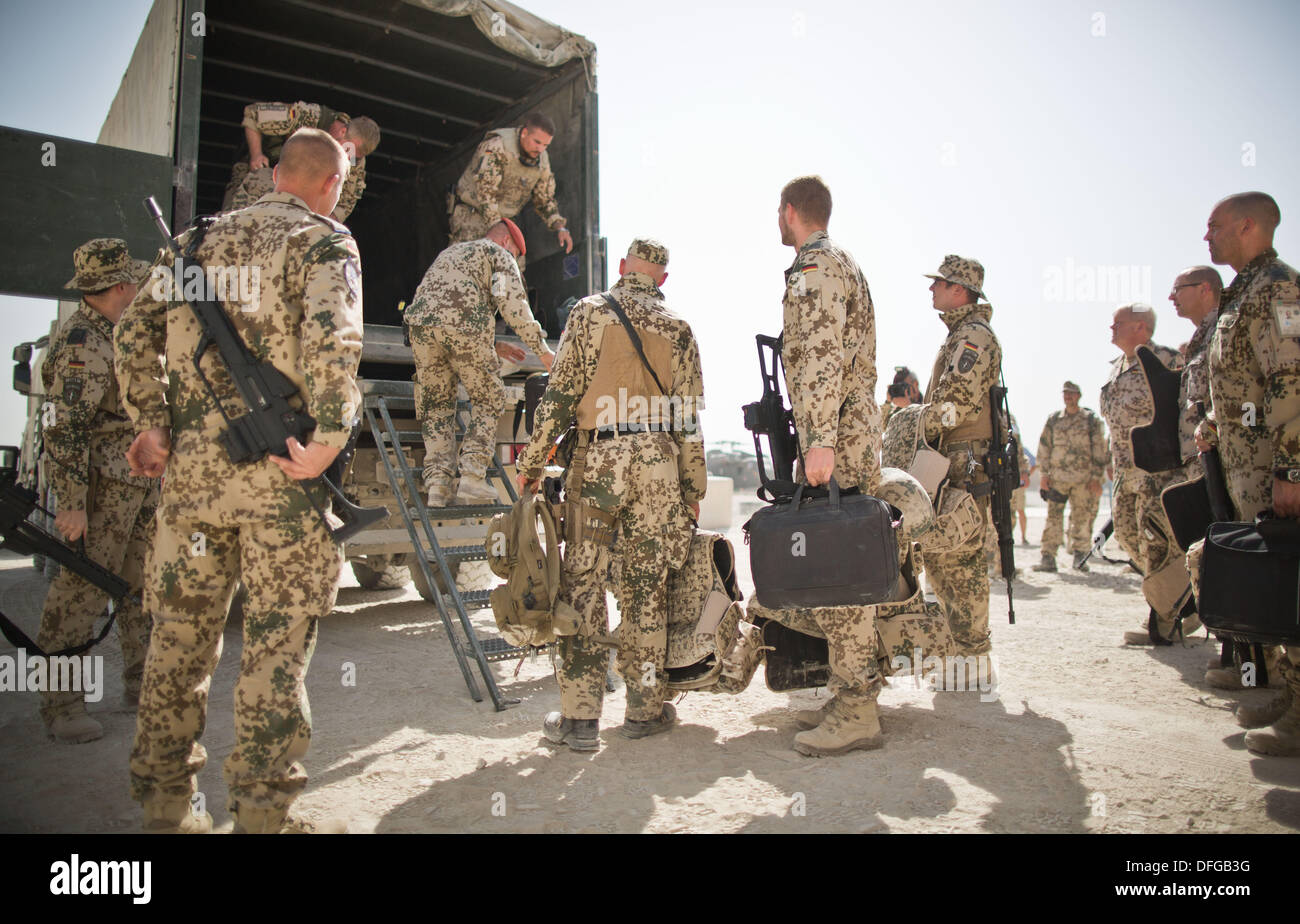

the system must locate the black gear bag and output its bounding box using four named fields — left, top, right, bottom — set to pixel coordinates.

left=743, top=477, right=900, bottom=609
left=1198, top=514, right=1300, bottom=646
